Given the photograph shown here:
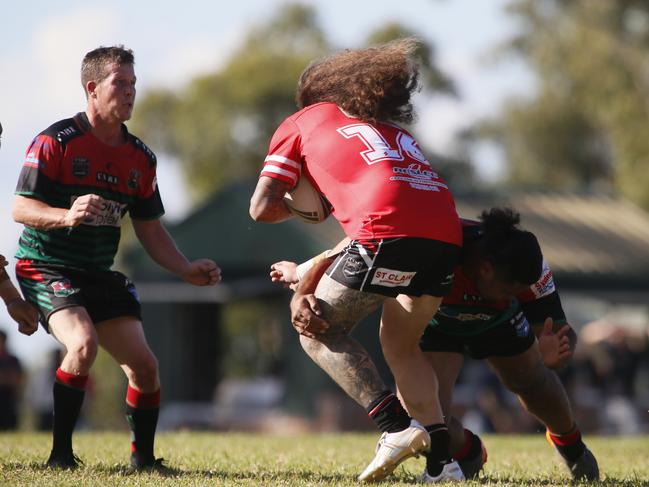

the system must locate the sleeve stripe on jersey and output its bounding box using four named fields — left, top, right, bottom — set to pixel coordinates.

left=24, top=152, right=40, bottom=167
left=261, top=165, right=299, bottom=183
left=264, top=154, right=301, bottom=169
